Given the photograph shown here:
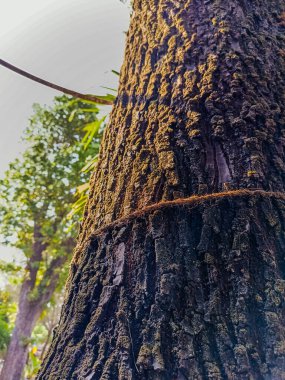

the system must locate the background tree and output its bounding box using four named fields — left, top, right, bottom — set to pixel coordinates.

left=23, top=292, right=65, bottom=379
left=0, top=289, right=15, bottom=358
left=0, top=293, right=11, bottom=354
left=0, top=260, right=21, bottom=369
left=0, top=95, right=105, bottom=380
left=39, top=1, right=285, bottom=379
